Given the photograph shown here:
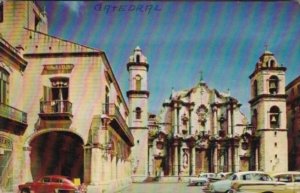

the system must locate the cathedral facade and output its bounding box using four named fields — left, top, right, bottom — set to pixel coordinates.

left=148, top=80, right=249, bottom=177
left=142, top=49, right=289, bottom=179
